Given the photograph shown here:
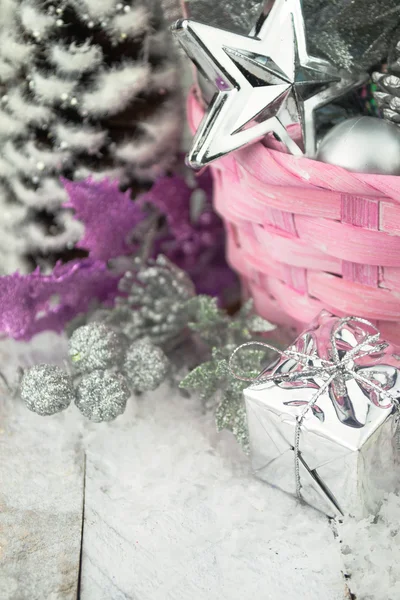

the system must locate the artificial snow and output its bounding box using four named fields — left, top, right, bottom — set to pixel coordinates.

left=10, top=176, right=67, bottom=210
left=50, top=42, right=103, bottom=75
left=81, top=63, right=150, bottom=116
left=25, top=212, right=83, bottom=253
left=73, top=0, right=118, bottom=19
left=54, top=122, right=107, bottom=153
left=339, top=493, right=400, bottom=600
left=112, top=4, right=150, bottom=37
left=0, top=109, right=25, bottom=137
left=31, top=70, right=77, bottom=104
left=20, top=3, right=54, bottom=36
left=6, top=89, right=52, bottom=125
